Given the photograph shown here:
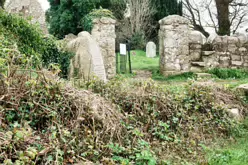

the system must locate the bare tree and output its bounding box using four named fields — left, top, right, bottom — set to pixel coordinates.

left=183, top=0, right=210, bottom=37
left=183, top=0, right=248, bottom=36
left=126, top=0, right=156, bottom=36
left=229, top=0, right=248, bottom=34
